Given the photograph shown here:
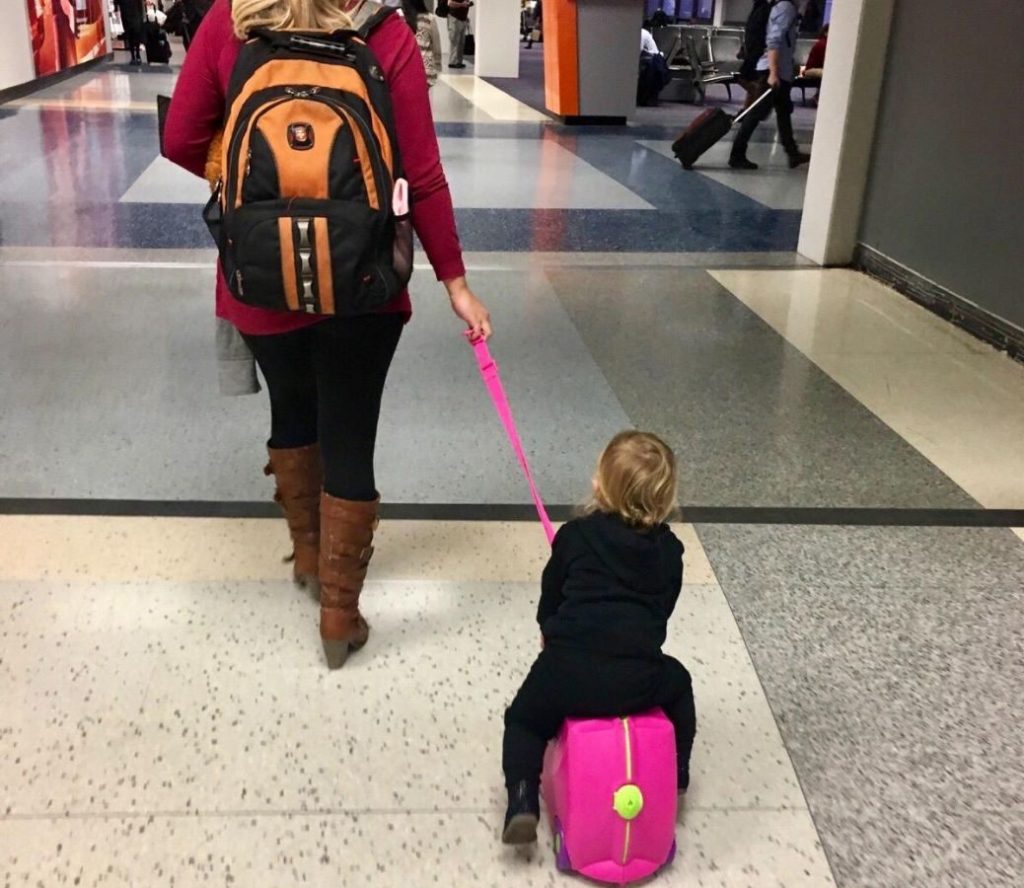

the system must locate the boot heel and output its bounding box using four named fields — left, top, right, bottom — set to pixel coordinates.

left=322, top=638, right=352, bottom=670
